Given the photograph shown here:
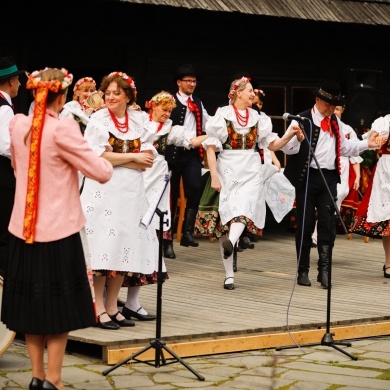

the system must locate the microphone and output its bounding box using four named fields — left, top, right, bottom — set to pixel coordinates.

left=282, top=113, right=307, bottom=122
